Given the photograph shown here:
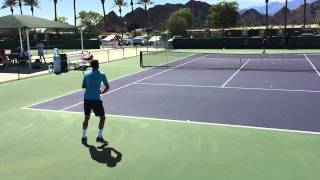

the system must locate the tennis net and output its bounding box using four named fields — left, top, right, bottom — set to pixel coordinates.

left=140, top=51, right=320, bottom=72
